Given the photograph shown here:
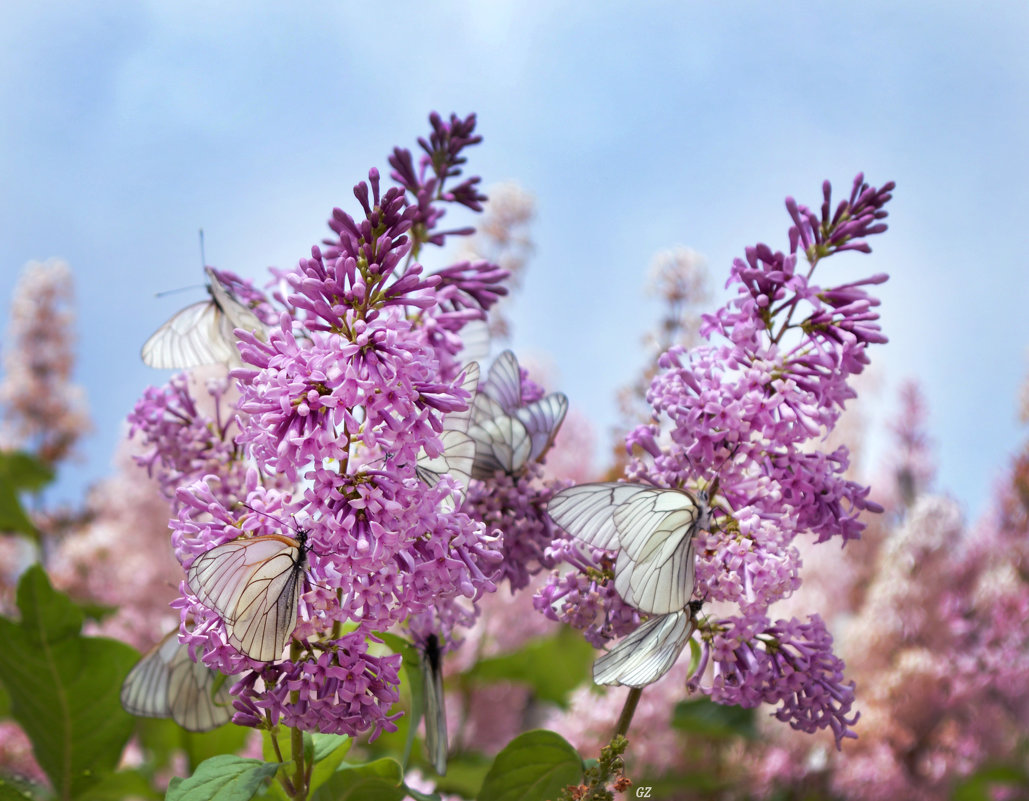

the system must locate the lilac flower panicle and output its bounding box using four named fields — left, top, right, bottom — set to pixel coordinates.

left=128, top=113, right=513, bottom=739
left=547, top=175, right=893, bottom=748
